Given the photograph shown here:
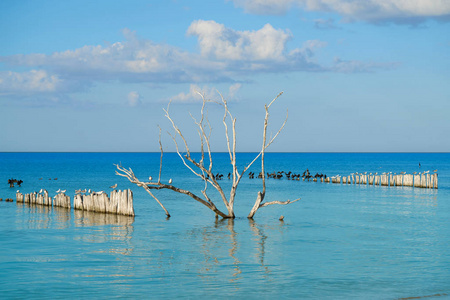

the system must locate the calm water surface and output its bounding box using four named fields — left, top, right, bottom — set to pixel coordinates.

left=0, top=153, right=449, bottom=299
